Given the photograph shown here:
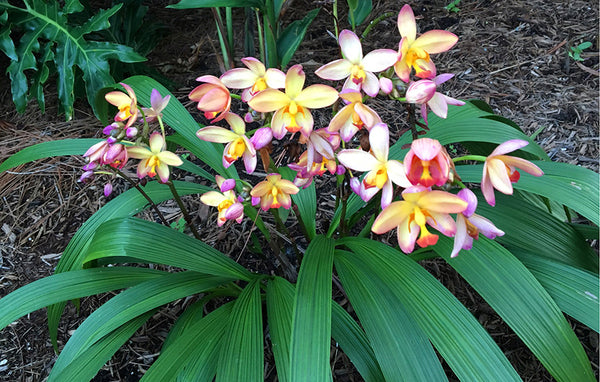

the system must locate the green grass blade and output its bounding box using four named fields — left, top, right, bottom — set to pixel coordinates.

left=50, top=311, right=154, bottom=382
left=0, top=267, right=164, bottom=330
left=84, top=217, right=252, bottom=281
left=0, top=138, right=102, bottom=172
left=216, top=279, right=264, bottom=381
left=50, top=272, right=233, bottom=378
left=339, top=238, right=520, bottom=381
left=266, top=277, right=295, bottom=382
left=331, top=302, right=385, bottom=382
left=289, top=236, right=334, bottom=382
left=434, top=236, right=594, bottom=381
left=457, top=161, right=599, bottom=226
left=141, top=303, right=234, bottom=382
left=335, top=250, right=447, bottom=381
